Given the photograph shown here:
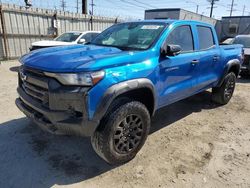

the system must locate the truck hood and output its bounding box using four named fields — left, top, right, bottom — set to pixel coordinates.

left=20, top=45, right=152, bottom=72
left=31, top=40, right=75, bottom=47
